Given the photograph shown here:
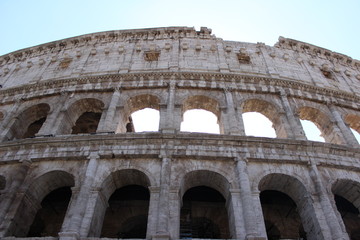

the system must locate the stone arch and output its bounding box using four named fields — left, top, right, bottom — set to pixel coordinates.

left=241, top=98, right=287, bottom=138
left=181, top=95, right=222, bottom=133
left=179, top=170, right=233, bottom=239
left=8, top=170, right=74, bottom=237
left=297, top=106, right=344, bottom=144
left=180, top=169, right=231, bottom=199
left=331, top=179, right=360, bottom=239
left=6, top=103, right=50, bottom=140
left=118, top=94, right=160, bottom=133
left=344, top=114, right=360, bottom=134
left=89, top=169, right=152, bottom=237
left=100, top=169, right=151, bottom=200
left=59, top=98, right=104, bottom=134
left=258, top=173, right=324, bottom=240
